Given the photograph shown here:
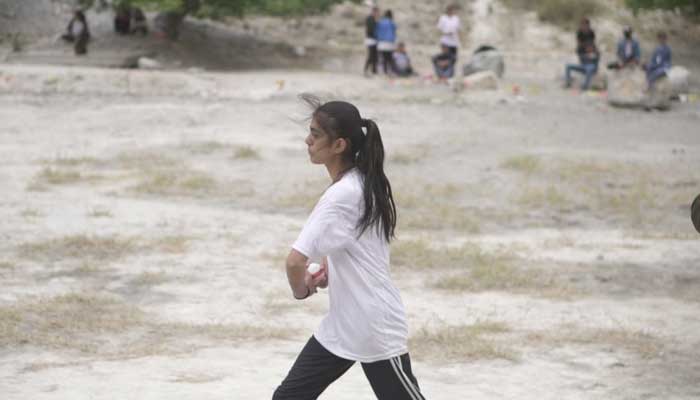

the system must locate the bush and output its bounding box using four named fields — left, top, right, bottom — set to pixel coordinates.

left=500, top=0, right=604, bottom=27
left=626, top=0, right=700, bottom=15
